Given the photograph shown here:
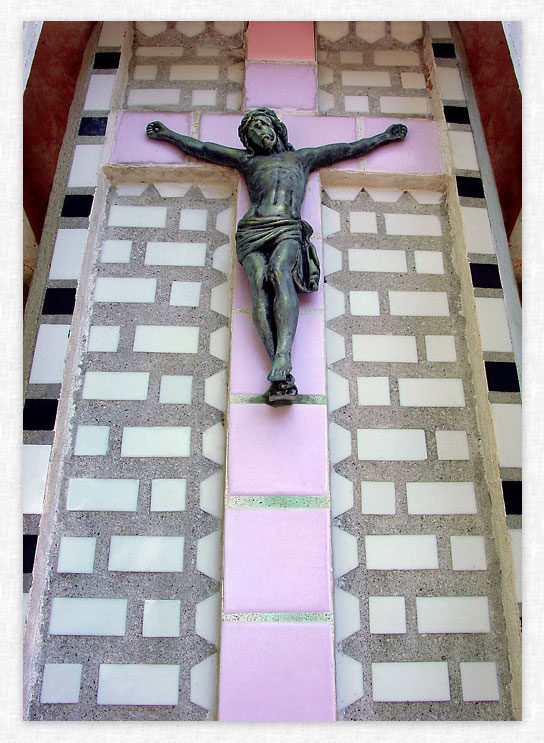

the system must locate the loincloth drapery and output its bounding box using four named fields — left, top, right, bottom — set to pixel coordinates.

left=235, top=216, right=320, bottom=293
